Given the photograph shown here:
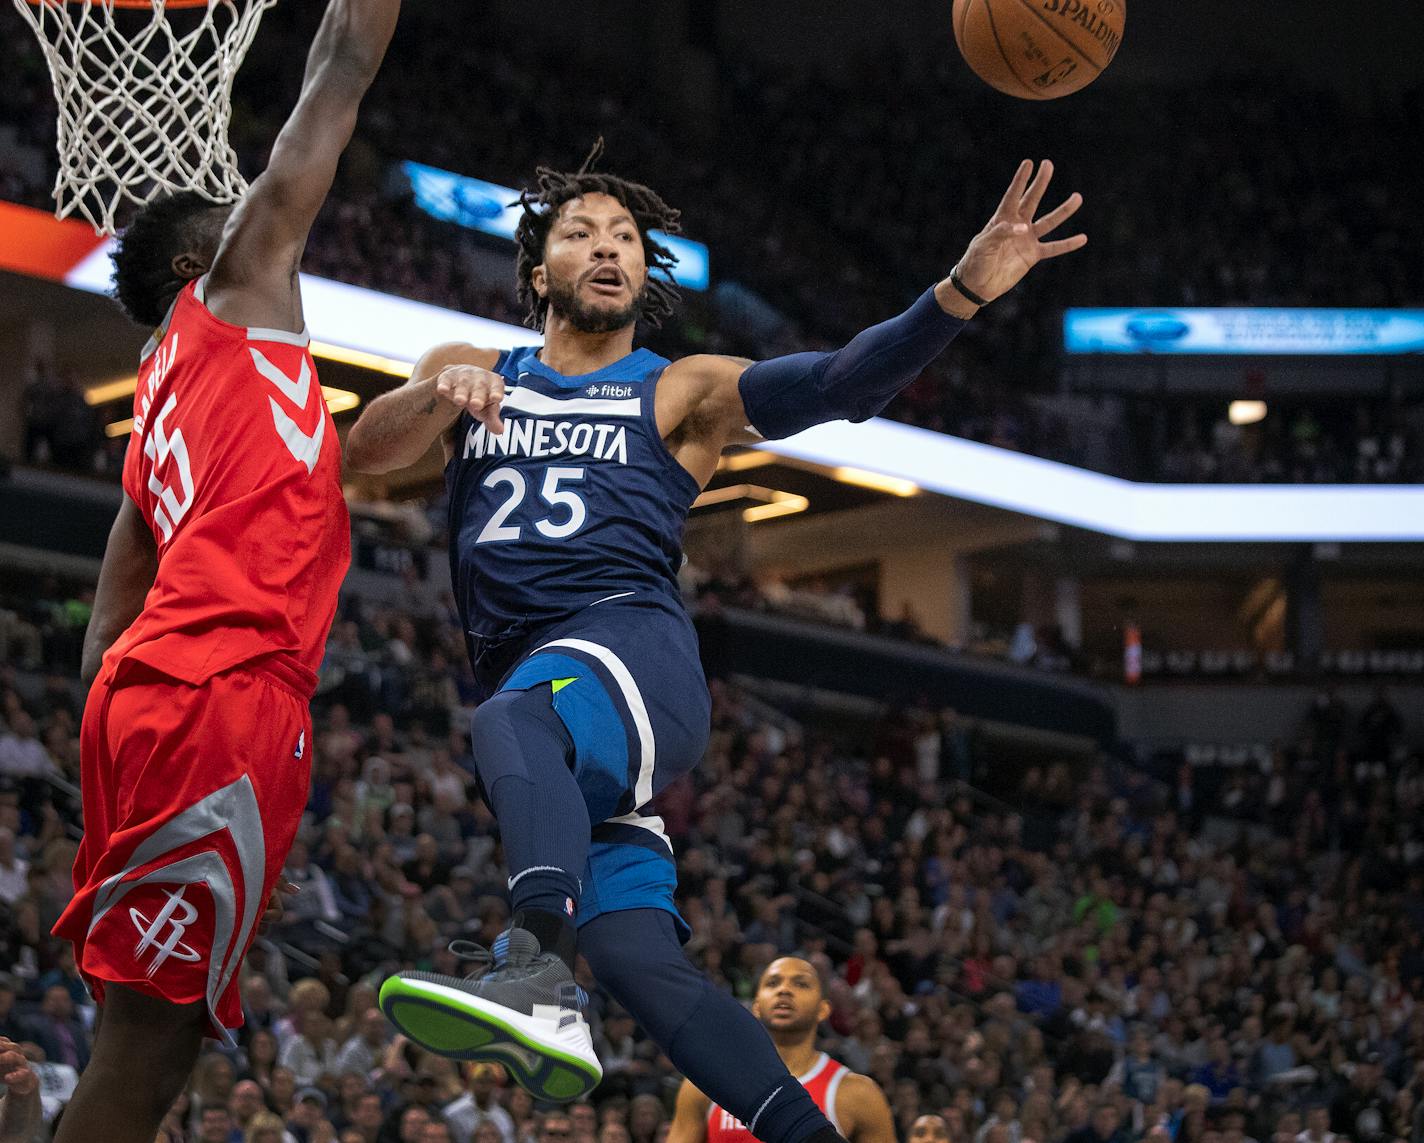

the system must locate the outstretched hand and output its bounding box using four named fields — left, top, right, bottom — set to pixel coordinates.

left=436, top=364, right=507, bottom=436
left=947, top=159, right=1086, bottom=307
